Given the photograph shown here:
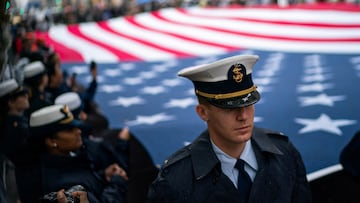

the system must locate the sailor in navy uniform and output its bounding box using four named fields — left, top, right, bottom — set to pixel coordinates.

left=147, top=55, right=311, bottom=203
left=22, top=60, right=52, bottom=118
left=0, top=79, right=30, bottom=203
